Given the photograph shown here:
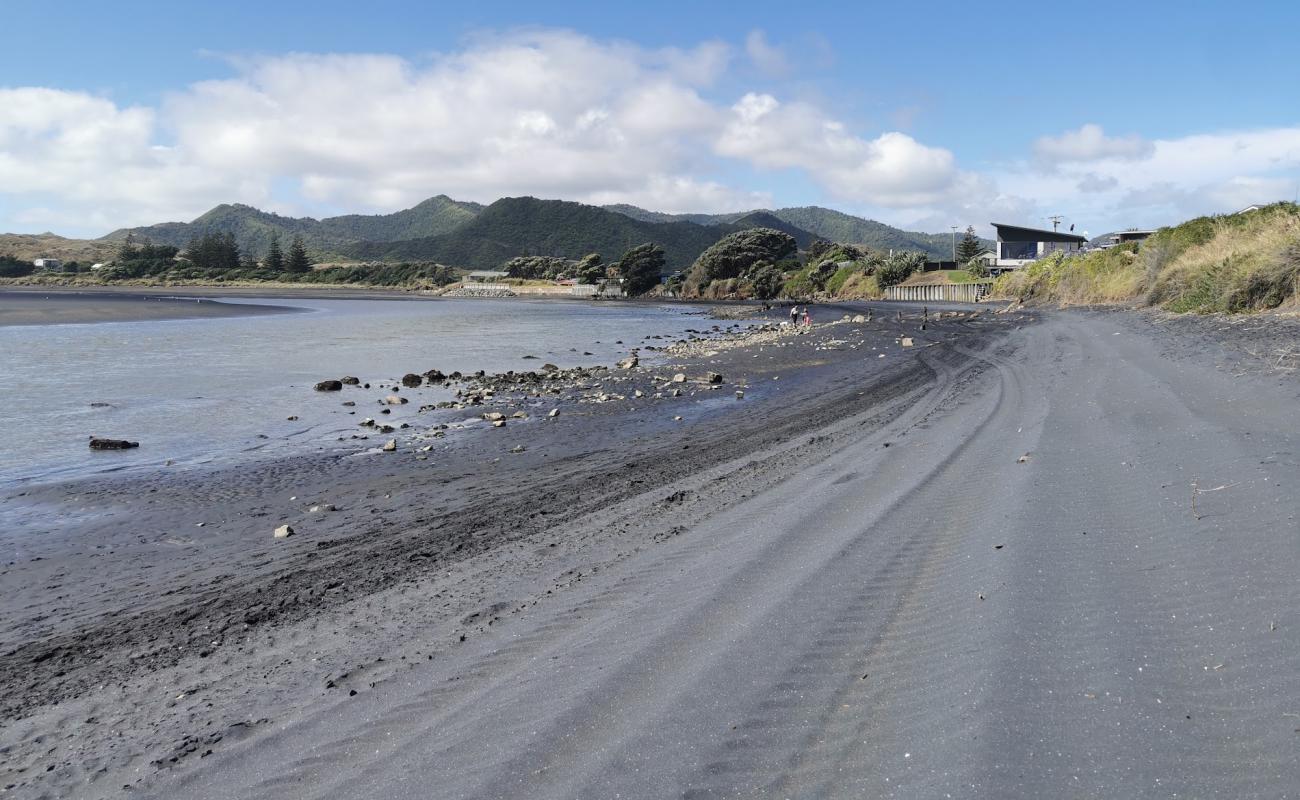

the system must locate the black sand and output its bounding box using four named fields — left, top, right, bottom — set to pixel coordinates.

left=2, top=304, right=1298, bottom=799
